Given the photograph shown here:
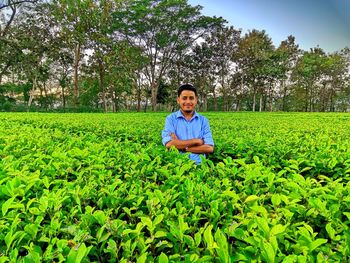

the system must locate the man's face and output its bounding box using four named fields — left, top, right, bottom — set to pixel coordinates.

left=177, top=90, right=197, bottom=114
